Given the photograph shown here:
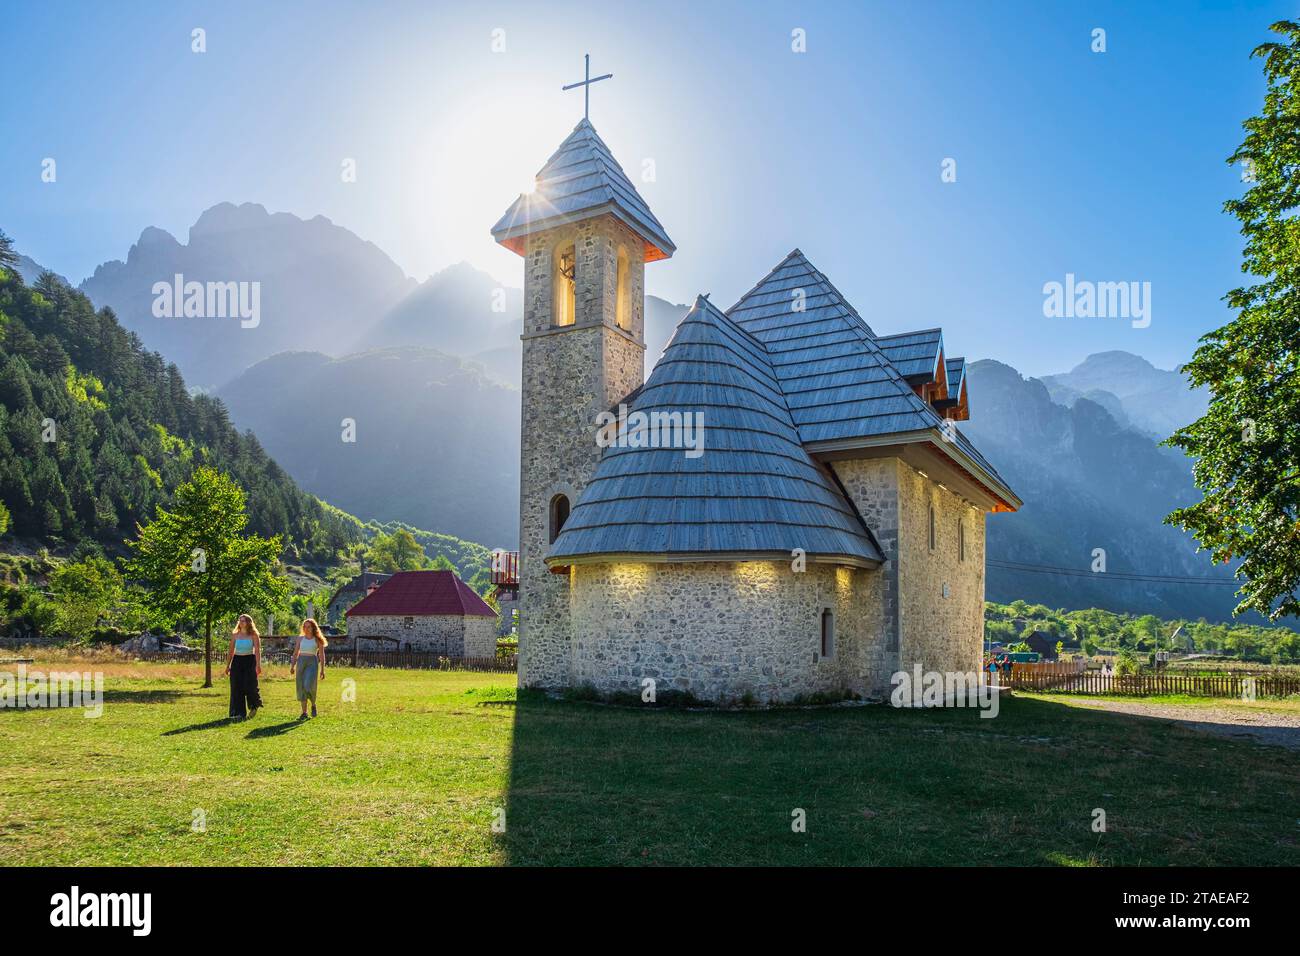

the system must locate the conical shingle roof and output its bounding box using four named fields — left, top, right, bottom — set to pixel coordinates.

left=491, top=119, right=674, bottom=262
left=546, top=296, right=883, bottom=567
